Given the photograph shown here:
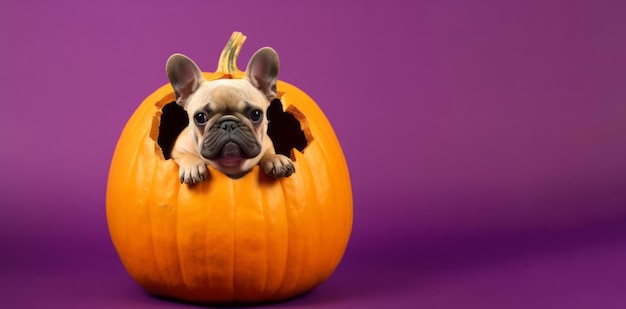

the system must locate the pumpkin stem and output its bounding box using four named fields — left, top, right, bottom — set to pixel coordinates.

left=216, top=31, right=246, bottom=74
